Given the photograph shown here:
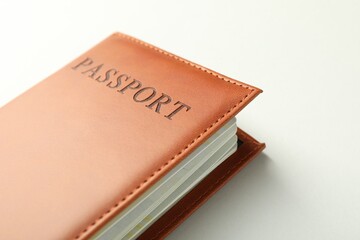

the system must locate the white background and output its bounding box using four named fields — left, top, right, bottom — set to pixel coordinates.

left=1, top=1, right=359, bottom=239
